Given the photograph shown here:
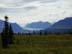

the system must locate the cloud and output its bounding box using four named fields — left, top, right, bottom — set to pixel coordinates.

left=0, top=8, right=23, bottom=13
left=0, top=6, right=37, bottom=13
left=40, top=0, right=59, bottom=3
left=0, top=8, right=6, bottom=13
left=24, top=6, right=37, bottom=11
left=23, top=0, right=59, bottom=3
left=0, top=0, right=60, bottom=8
left=0, top=0, right=72, bottom=27
left=23, top=0, right=36, bottom=2
left=0, top=0, right=26, bottom=8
